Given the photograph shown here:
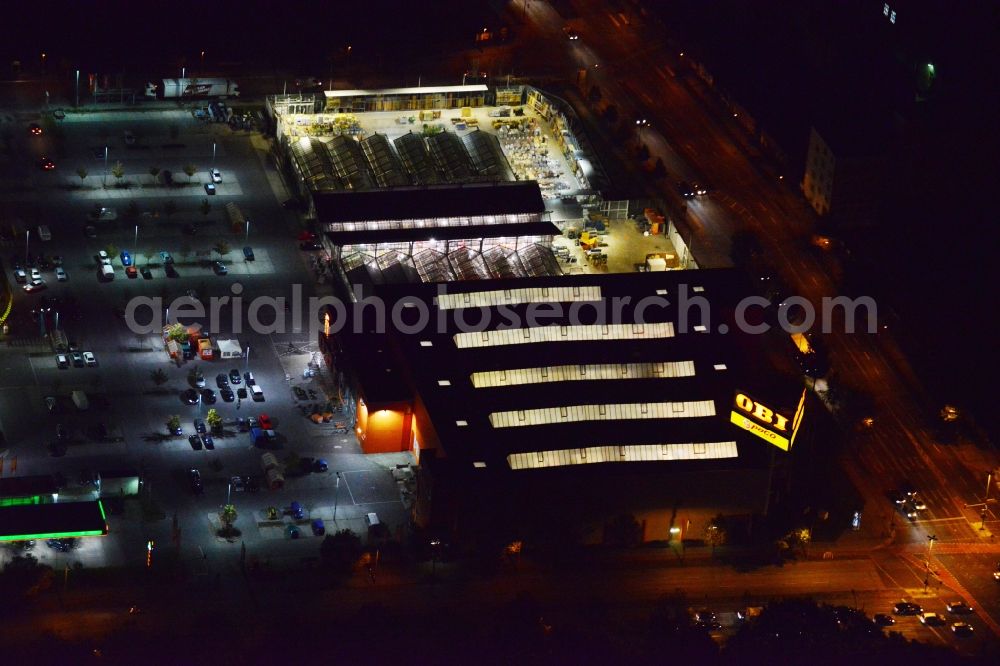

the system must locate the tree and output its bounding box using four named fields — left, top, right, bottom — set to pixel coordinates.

left=149, top=166, right=160, bottom=185
left=200, top=199, right=211, bottom=217
left=183, top=163, right=197, bottom=183
left=104, top=243, right=118, bottom=259
left=166, top=323, right=187, bottom=343
left=320, top=529, right=363, bottom=575
left=704, top=515, right=727, bottom=556
left=219, top=504, right=238, bottom=537
left=205, top=408, right=223, bottom=431
left=150, top=368, right=168, bottom=386
left=214, top=240, right=230, bottom=256
left=166, top=415, right=181, bottom=434
left=76, top=166, right=88, bottom=184
left=0, top=554, right=54, bottom=599
left=111, top=160, right=125, bottom=184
